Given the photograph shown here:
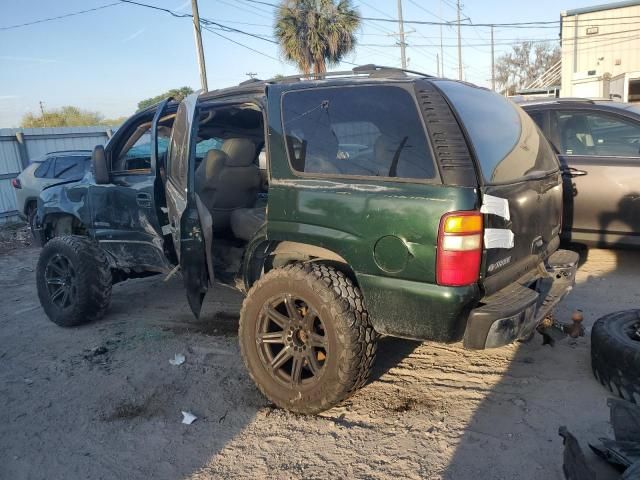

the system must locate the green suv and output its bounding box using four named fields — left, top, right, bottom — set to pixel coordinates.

left=35, top=65, right=578, bottom=413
